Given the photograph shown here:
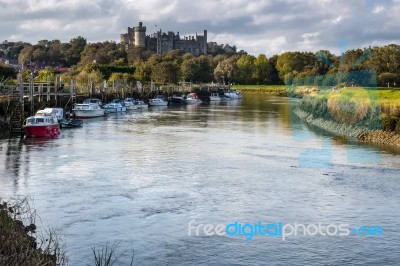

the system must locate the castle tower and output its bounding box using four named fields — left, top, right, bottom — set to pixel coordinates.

left=134, top=22, right=146, bottom=47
